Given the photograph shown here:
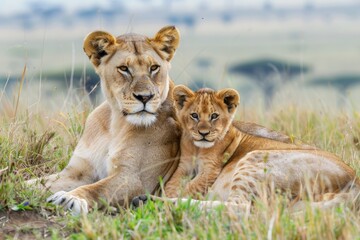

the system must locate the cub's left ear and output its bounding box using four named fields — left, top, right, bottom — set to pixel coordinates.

left=173, top=85, right=194, bottom=111
left=149, top=26, right=180, bottom=61
left=216, top=89, right=240, bottom=113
